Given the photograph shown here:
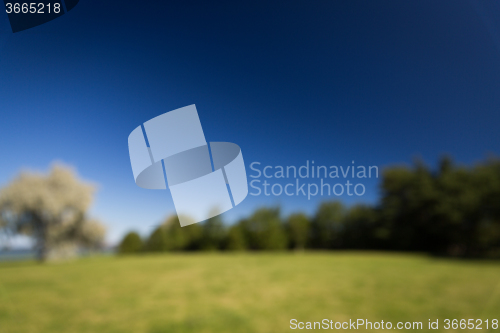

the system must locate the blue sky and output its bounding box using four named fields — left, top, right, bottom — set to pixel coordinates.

left=1, top=0, right=500, bottom=245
